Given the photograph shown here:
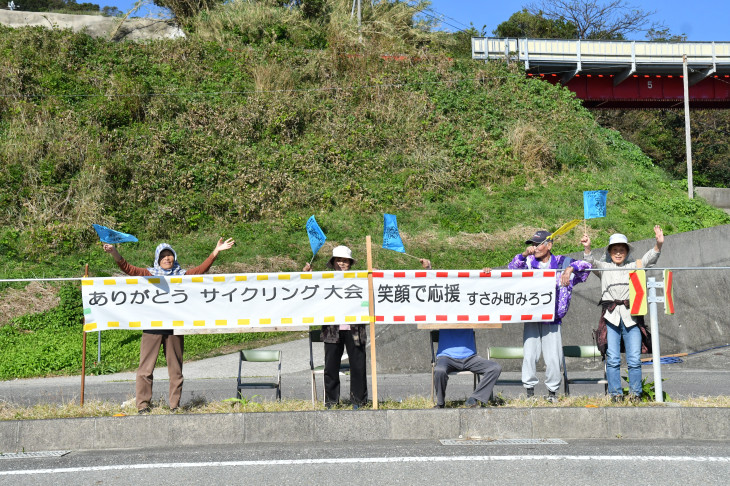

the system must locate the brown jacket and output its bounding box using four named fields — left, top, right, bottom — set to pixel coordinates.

left=114, top=253, right=218, bottom=335
left=115, top=254, right=218, bottom=276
